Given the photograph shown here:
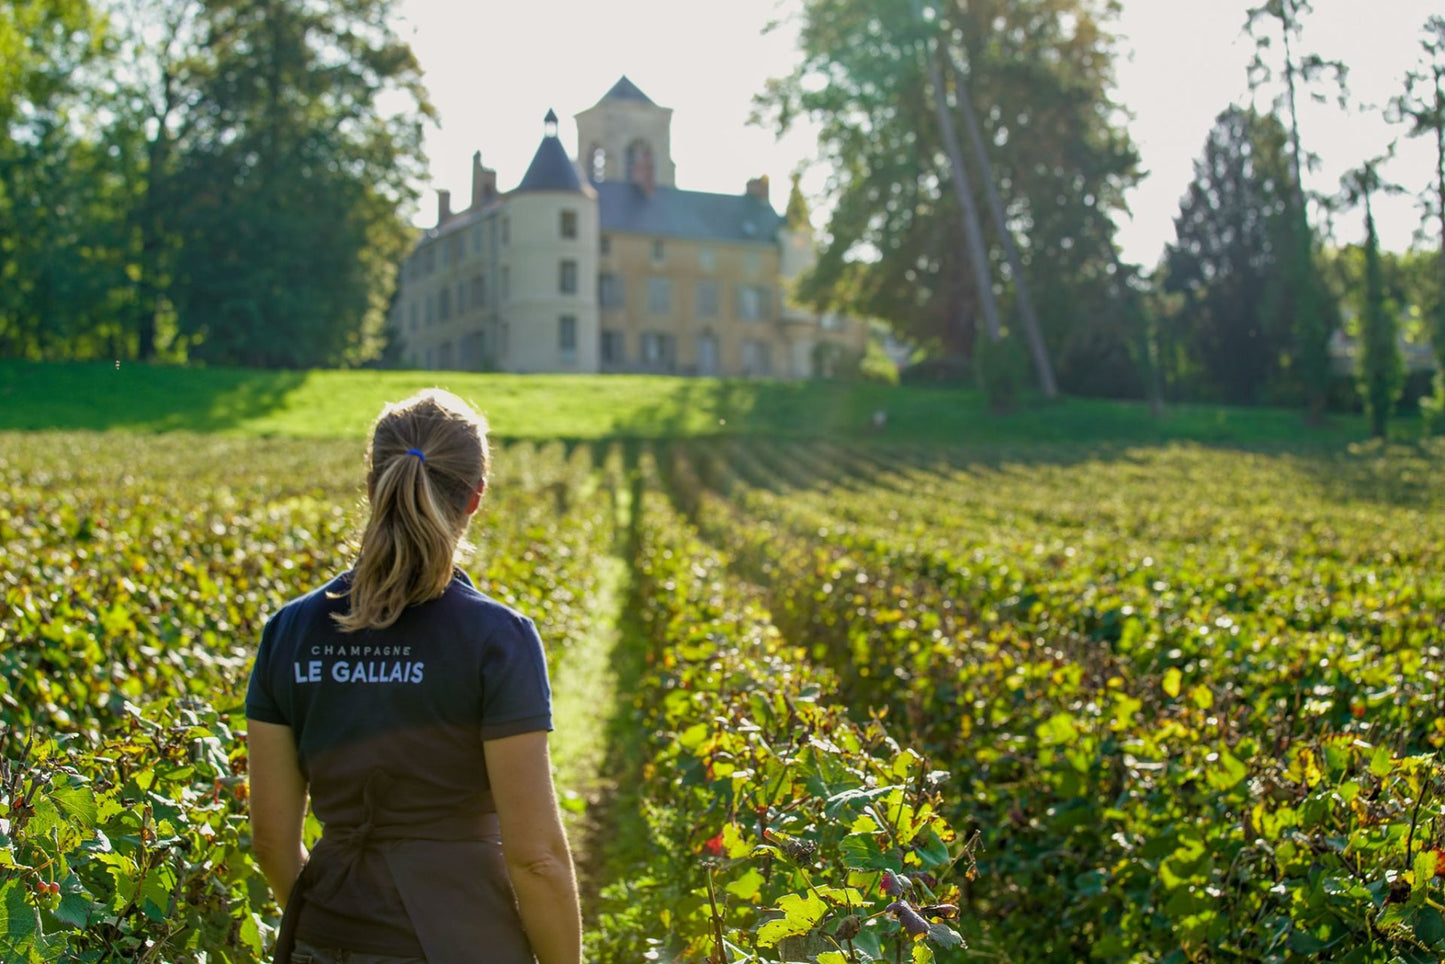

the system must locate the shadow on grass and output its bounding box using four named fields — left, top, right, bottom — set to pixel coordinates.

left=0, top=361, right=306, bottom=432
